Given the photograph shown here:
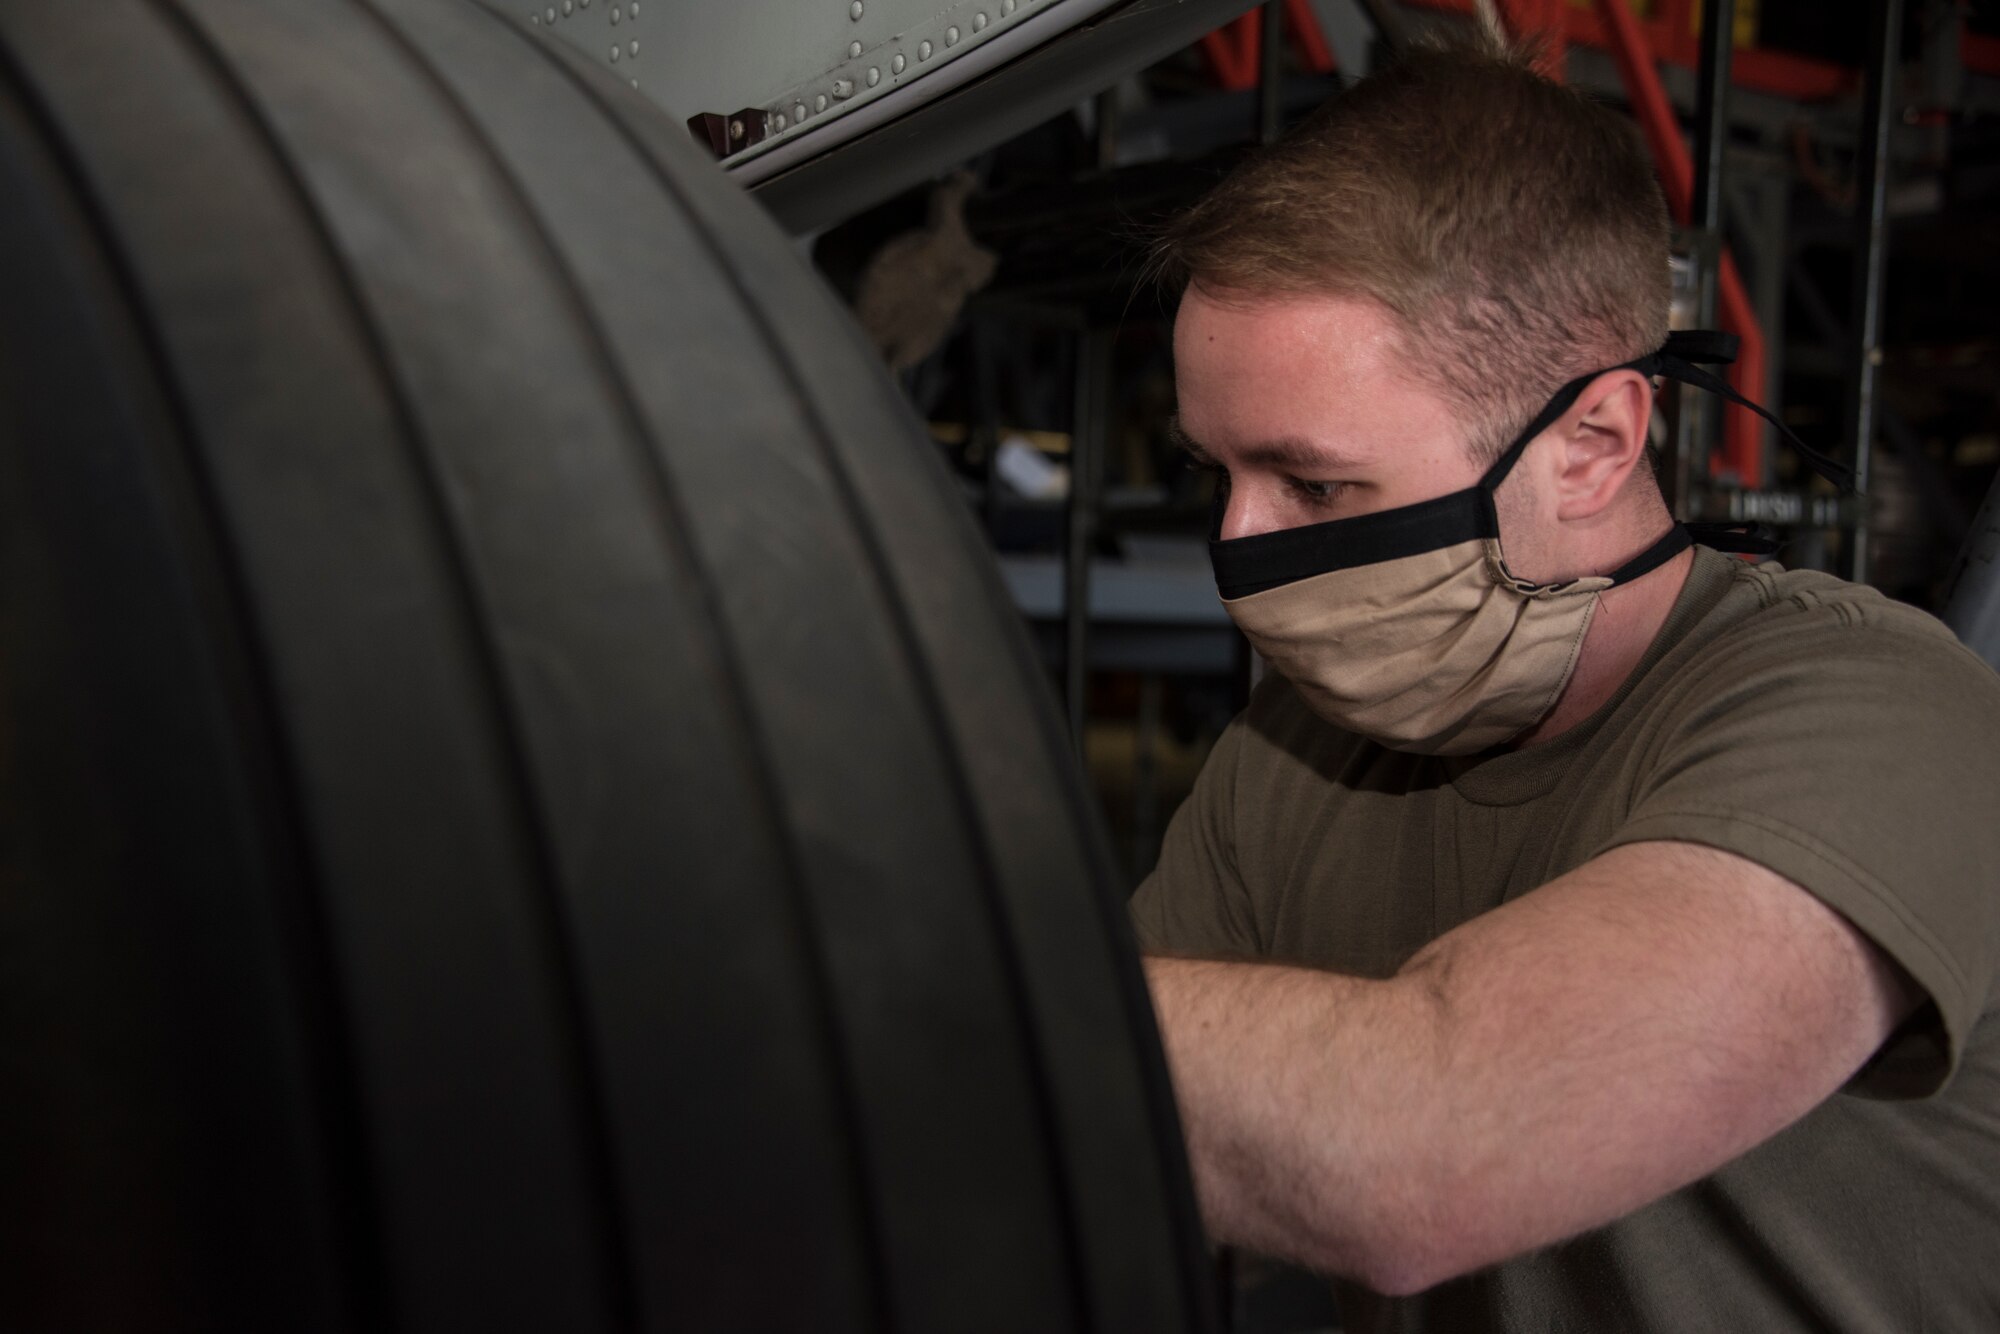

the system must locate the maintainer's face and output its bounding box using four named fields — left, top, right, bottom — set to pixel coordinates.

left=1170, top=286, right=1484, bottom=542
